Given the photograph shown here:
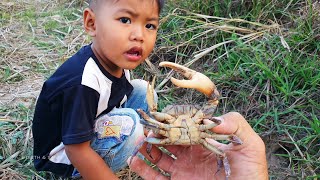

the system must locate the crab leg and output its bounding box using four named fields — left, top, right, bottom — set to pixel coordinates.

left=138, top=109, right=184, bottom=130
left=199, top=139, right=225, bottom=157
left=146, top=137, right=171, bottom=144
left=197, top=117, right=223, bottom=130
left=138, top=109, right=171, bottom=130
left=151, top=112, right=176, bottom=124
left=199, top=139, right=232, bottom=179
left=192, top=110, right=205, bottom=123
left=200, top=132, right=243, bottom=145
left=198, top=123, right=220, bottom=131
left=218, top=156, right=231, bottom=179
